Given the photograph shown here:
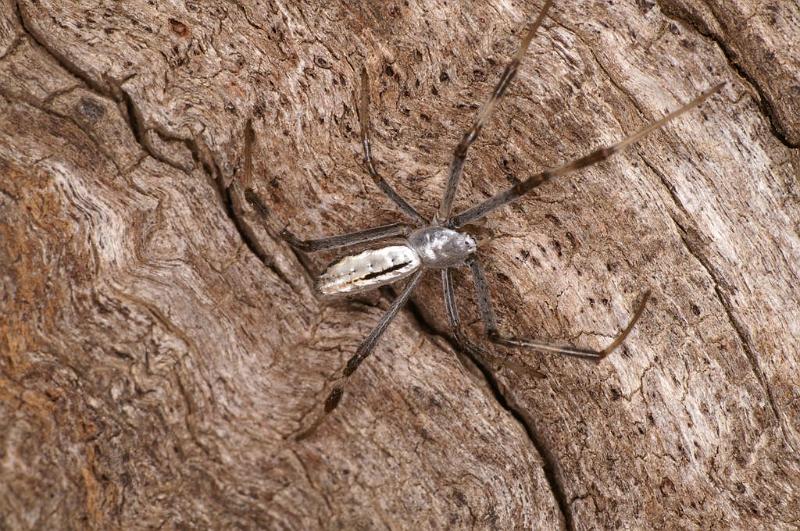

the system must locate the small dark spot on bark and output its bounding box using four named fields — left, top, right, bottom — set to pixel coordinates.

left=169, top=18, right=189, bottom=37
left=635, top=0, right=655, bottom=12
left=384, top=64, right=395, bottom=77
left=486, top=505, right=498, bottom=525
left=76, top=97, right=105, bottom=123
left=245, top=189, right=270, bottom=218
left=566, top=231, right=577, bottom=248
left=314, top=56, right=331, bottom=69
left=428, top=395, right=442, bottom=409
left=439, top=70, right=449, bottom=82
left=495, top=271, right=513, bottom=287
left=419, top=427, right=430, bottom=441
left=660, top=477, right=676, bottom=495
left=668, top=22, right=679, bottom=35
left=610, top=387, right=621, bottom=400
left=452, top=489, right=467, bottom=506
left=691, top=303, right=701, bottom=316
